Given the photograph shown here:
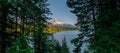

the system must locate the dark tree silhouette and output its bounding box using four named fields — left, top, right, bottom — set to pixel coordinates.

left=67, top=0, right=120, bottom=53
left=67, top=0, right=97, bottom=53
